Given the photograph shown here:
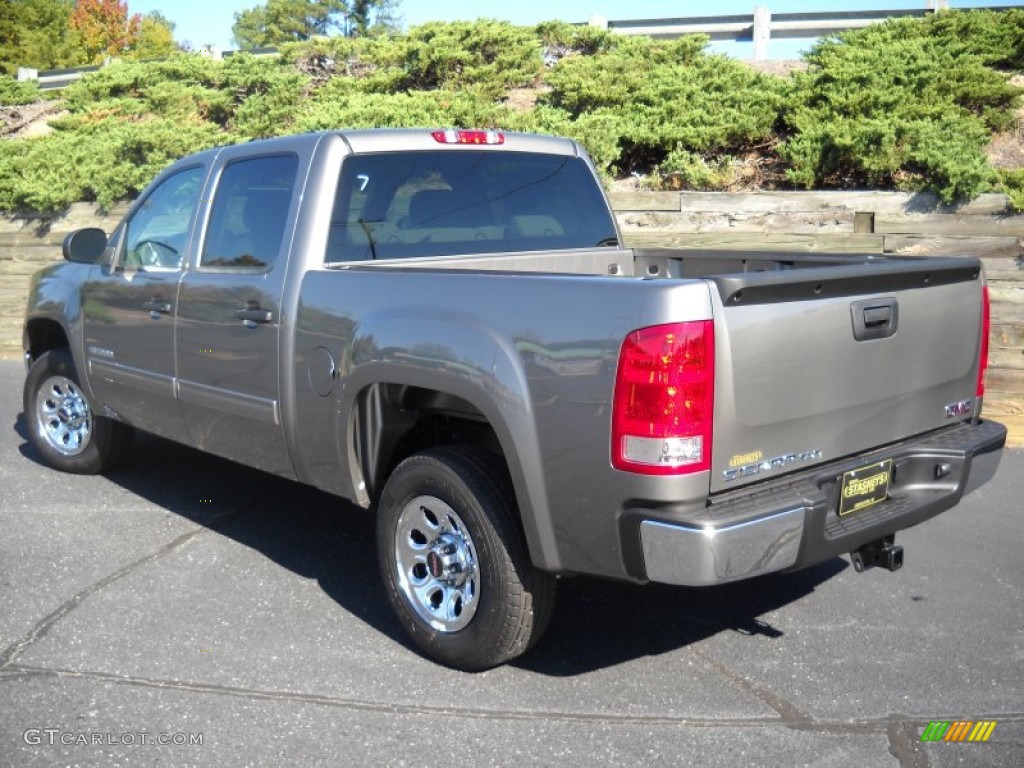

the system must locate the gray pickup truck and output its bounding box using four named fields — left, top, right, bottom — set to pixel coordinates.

left=22, top=129, right=1006, bottom=670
